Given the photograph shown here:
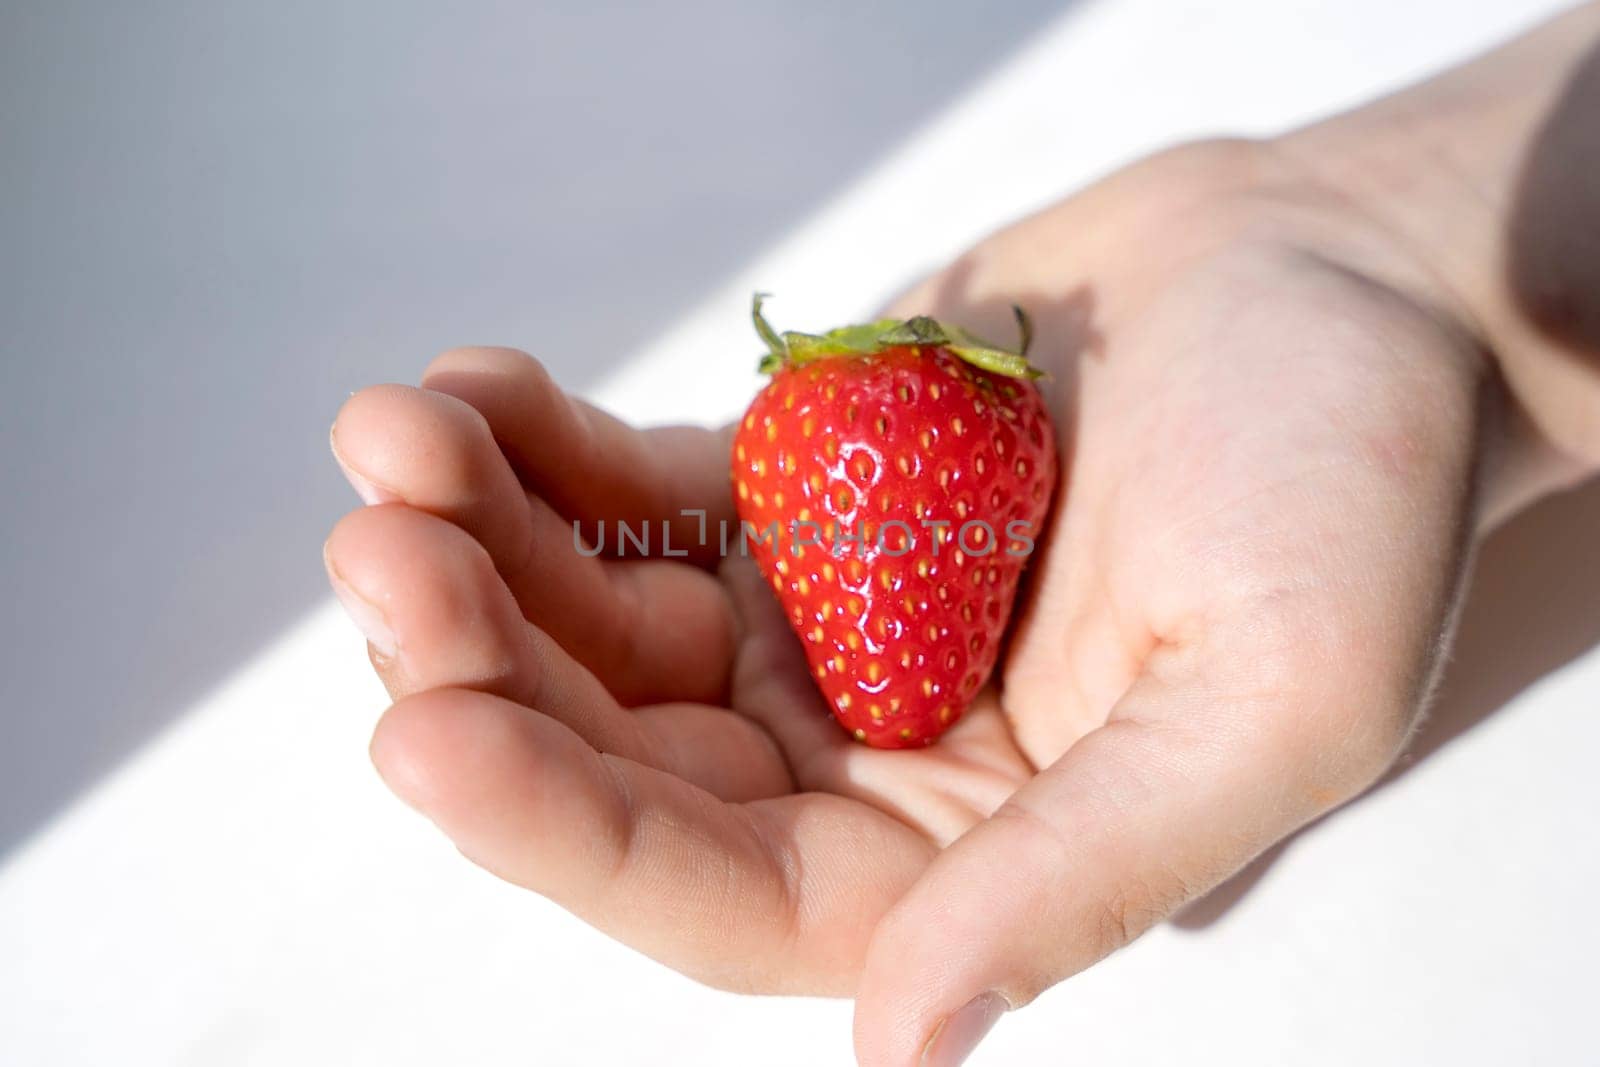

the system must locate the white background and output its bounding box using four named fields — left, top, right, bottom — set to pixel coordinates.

left=3, top=1, right=1597, bottom=1064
